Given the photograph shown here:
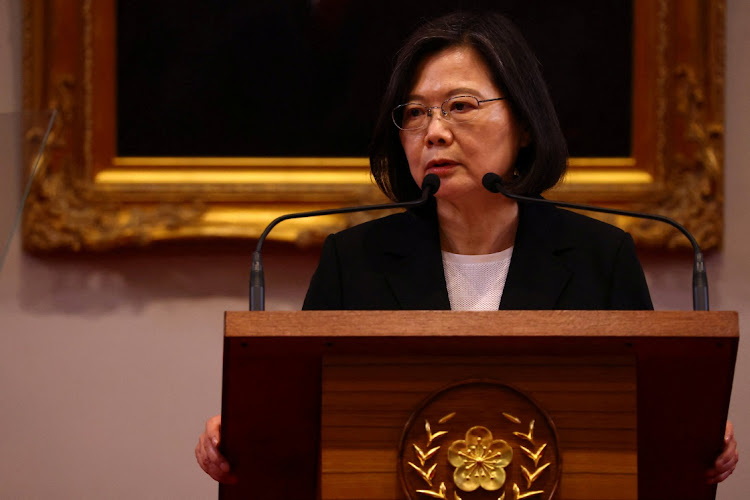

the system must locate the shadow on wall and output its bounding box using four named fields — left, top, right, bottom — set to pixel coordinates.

left=17, top=241, right=321, bottom=315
